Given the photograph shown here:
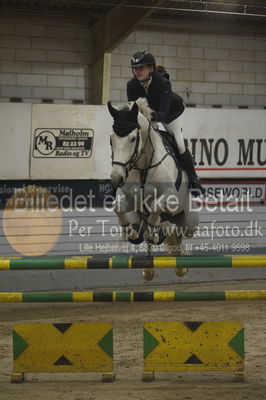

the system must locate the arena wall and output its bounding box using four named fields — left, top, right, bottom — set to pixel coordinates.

left=0, top=14, right=265, bottom=107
